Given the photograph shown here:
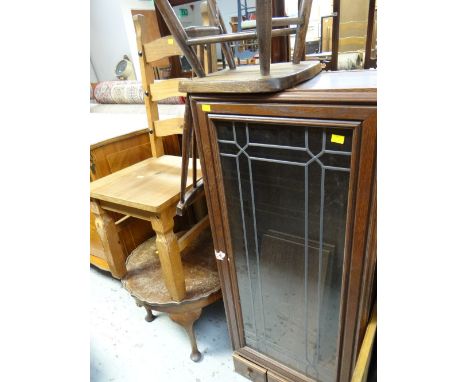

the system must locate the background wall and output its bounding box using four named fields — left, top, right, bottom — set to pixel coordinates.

left=90, top=0, right=132, bottom=81
left=90, top=0, right=257, bottom=82
left=91, top=0, right=205, bottom=82
left=119, top=0, right=202, bottom=81
left=90, top=59, right=98, bottom=83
